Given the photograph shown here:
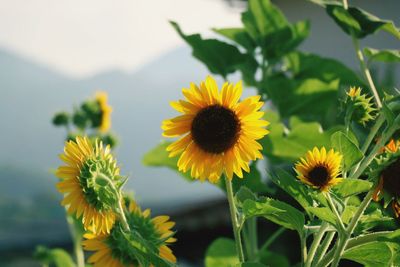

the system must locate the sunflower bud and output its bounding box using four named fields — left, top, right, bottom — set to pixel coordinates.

left=52, top=112, right=69, bottom=126
left=346, top=87, right=376, bottom=126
